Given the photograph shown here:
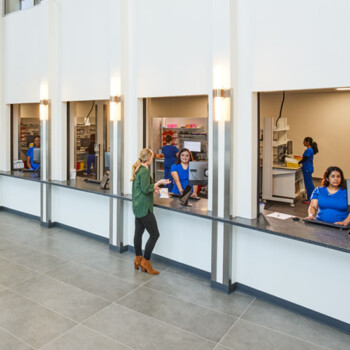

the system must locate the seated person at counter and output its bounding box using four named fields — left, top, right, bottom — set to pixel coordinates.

left=306, top=166, right=350, bottom=226
left=26, top=135, right=40, bottom=171
left=170, top=148, right=198, bottom=197
left=162, top=135, right=178, bottom=190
